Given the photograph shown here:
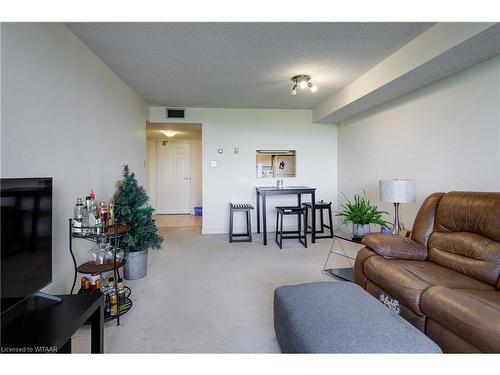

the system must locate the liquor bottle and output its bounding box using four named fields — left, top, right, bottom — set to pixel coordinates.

left=87, top=190, right=96, bottom=231
left=104, top=293, right=111, bottom=317
left=95, top=218, right=103, bottom=235
left=99, top=201, right=110, bottom=231
left=82, top=198, right=90, bottom=235
left=109, top=293, right=118, bottom=316
left=73, top=198, right=84, bottom=233
left=95, top=279, right=102, bottom=294
left=74, top=197, right=84, bottom=218
left=82, top=278, right=90, bottom=294
left=117, top=278, right=126, bottom=306
left=92, top=200, right=99, bottom=220
left=88, top=200, right=97, bottom=229
left=78, top=277, right=88, bottom=294
left=89, top=273, right=100, bottom=293
left=109, top=202, right=115, bottom=226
